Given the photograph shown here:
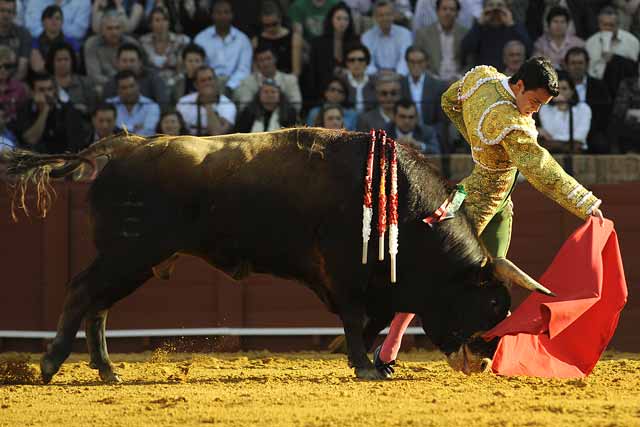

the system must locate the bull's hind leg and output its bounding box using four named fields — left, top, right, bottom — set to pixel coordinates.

left=85, top=310, right=118, bottom=383
left=340, top=305, right=385, bottom=380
